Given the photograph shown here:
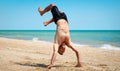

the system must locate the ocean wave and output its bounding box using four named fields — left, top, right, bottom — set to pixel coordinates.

left=74, top=43, right=89, bottom=47
left=32, top=37, right=52, bottom=44
left=32, top=37, right=39, bottom=41
left=100, top=44, right=120, bottom=50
